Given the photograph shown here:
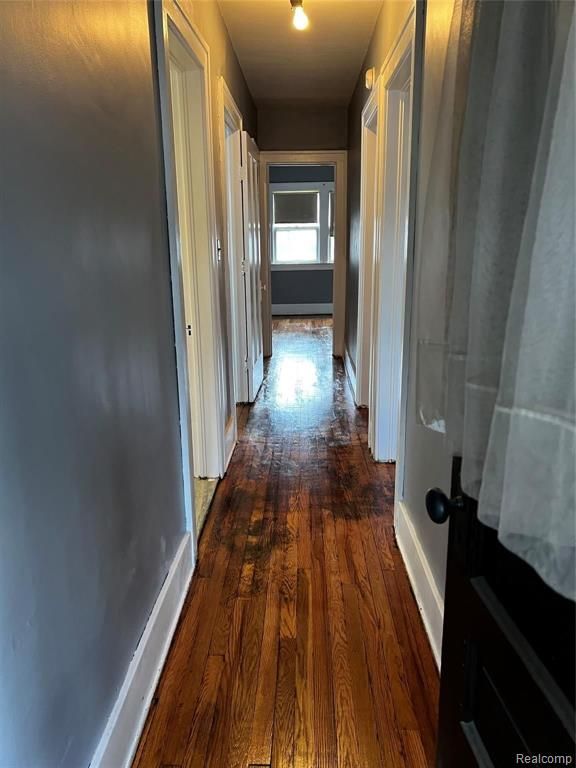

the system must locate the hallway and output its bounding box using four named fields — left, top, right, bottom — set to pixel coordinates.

left=133, top=318, right=438, bottom=768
